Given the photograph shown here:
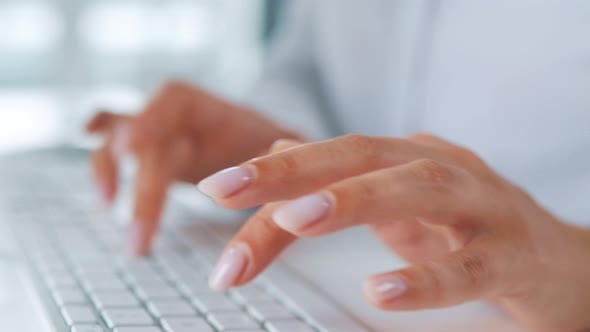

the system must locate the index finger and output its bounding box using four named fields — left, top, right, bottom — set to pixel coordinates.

left=198, top=135, right=435, bottom=209
left=129, top=148, right=173, bottom=256
left=208, top=139, right=302, bottom=291
left=208, top=202, right=295, bottom=291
